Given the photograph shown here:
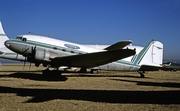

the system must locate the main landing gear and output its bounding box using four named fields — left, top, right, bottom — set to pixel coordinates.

left=78, top=68, right=99, bottom=74
left=90, top=69, right=98, bottom=74
left=42, top=67, right=62, bottom=76
left=137, top=71, right=145, bottom=78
